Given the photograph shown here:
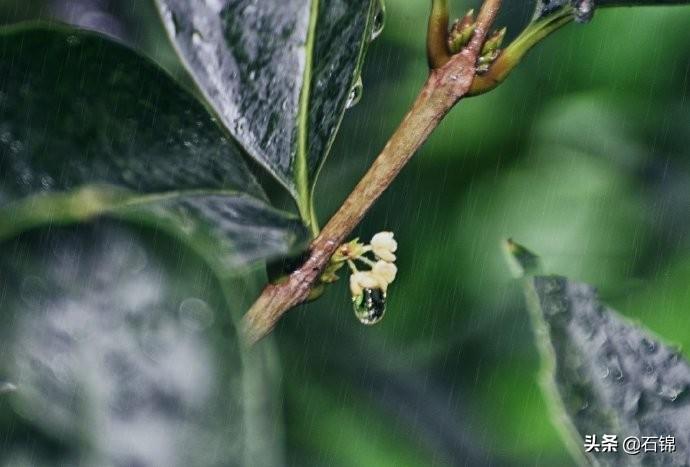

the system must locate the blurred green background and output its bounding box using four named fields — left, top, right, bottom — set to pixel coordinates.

left=2, top=0, right=690, bottom=465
